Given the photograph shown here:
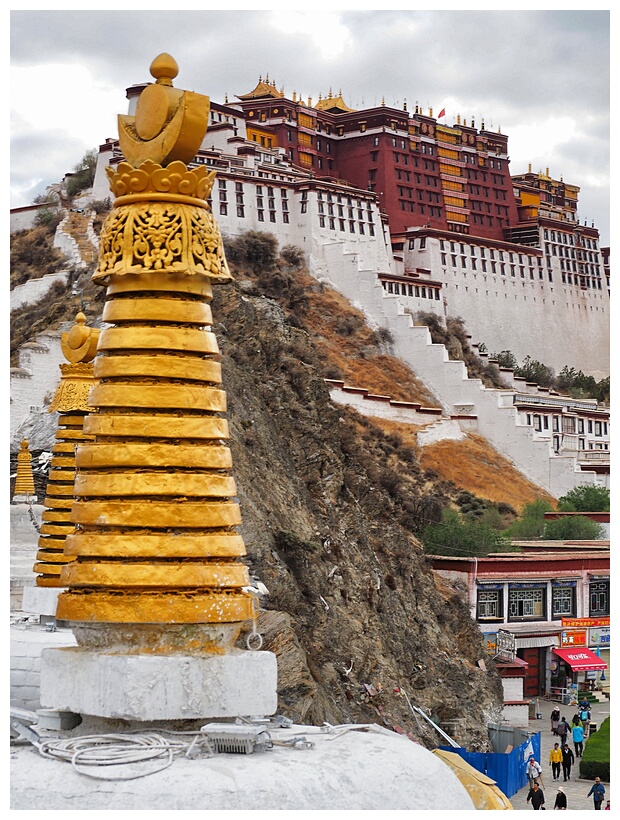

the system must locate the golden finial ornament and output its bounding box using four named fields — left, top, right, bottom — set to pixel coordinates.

left=56, top=55, right=255, bottom=653
left=118, top=52, right=210, bottom=168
